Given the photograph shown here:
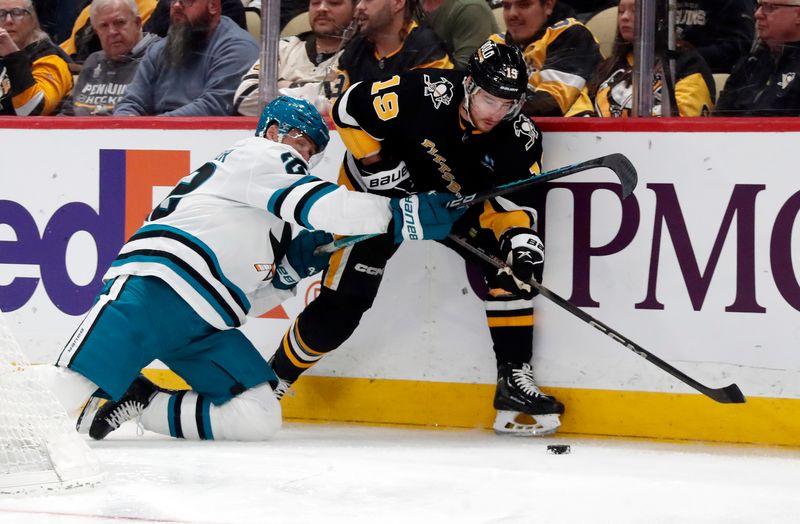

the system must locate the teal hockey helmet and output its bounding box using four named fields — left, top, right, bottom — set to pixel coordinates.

left=255, top=96, right=330, bottom=153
